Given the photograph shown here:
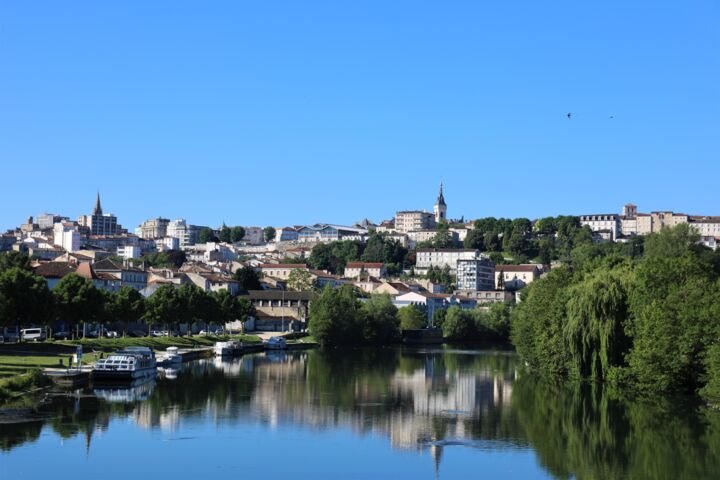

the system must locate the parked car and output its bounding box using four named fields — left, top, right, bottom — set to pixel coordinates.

left=104, top=330, right=119, bottom=338
left=53, top=331, right=71, bottom=340
left=129, top=330, right=148, bottom=337
left=21, top=328, right=46, bottom=342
